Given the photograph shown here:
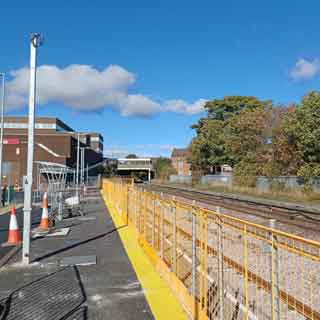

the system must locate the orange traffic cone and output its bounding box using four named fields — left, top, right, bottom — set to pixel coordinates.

left=39, top=192, right=49, bottom=230
left=4, top=205, right=21, bottom=246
